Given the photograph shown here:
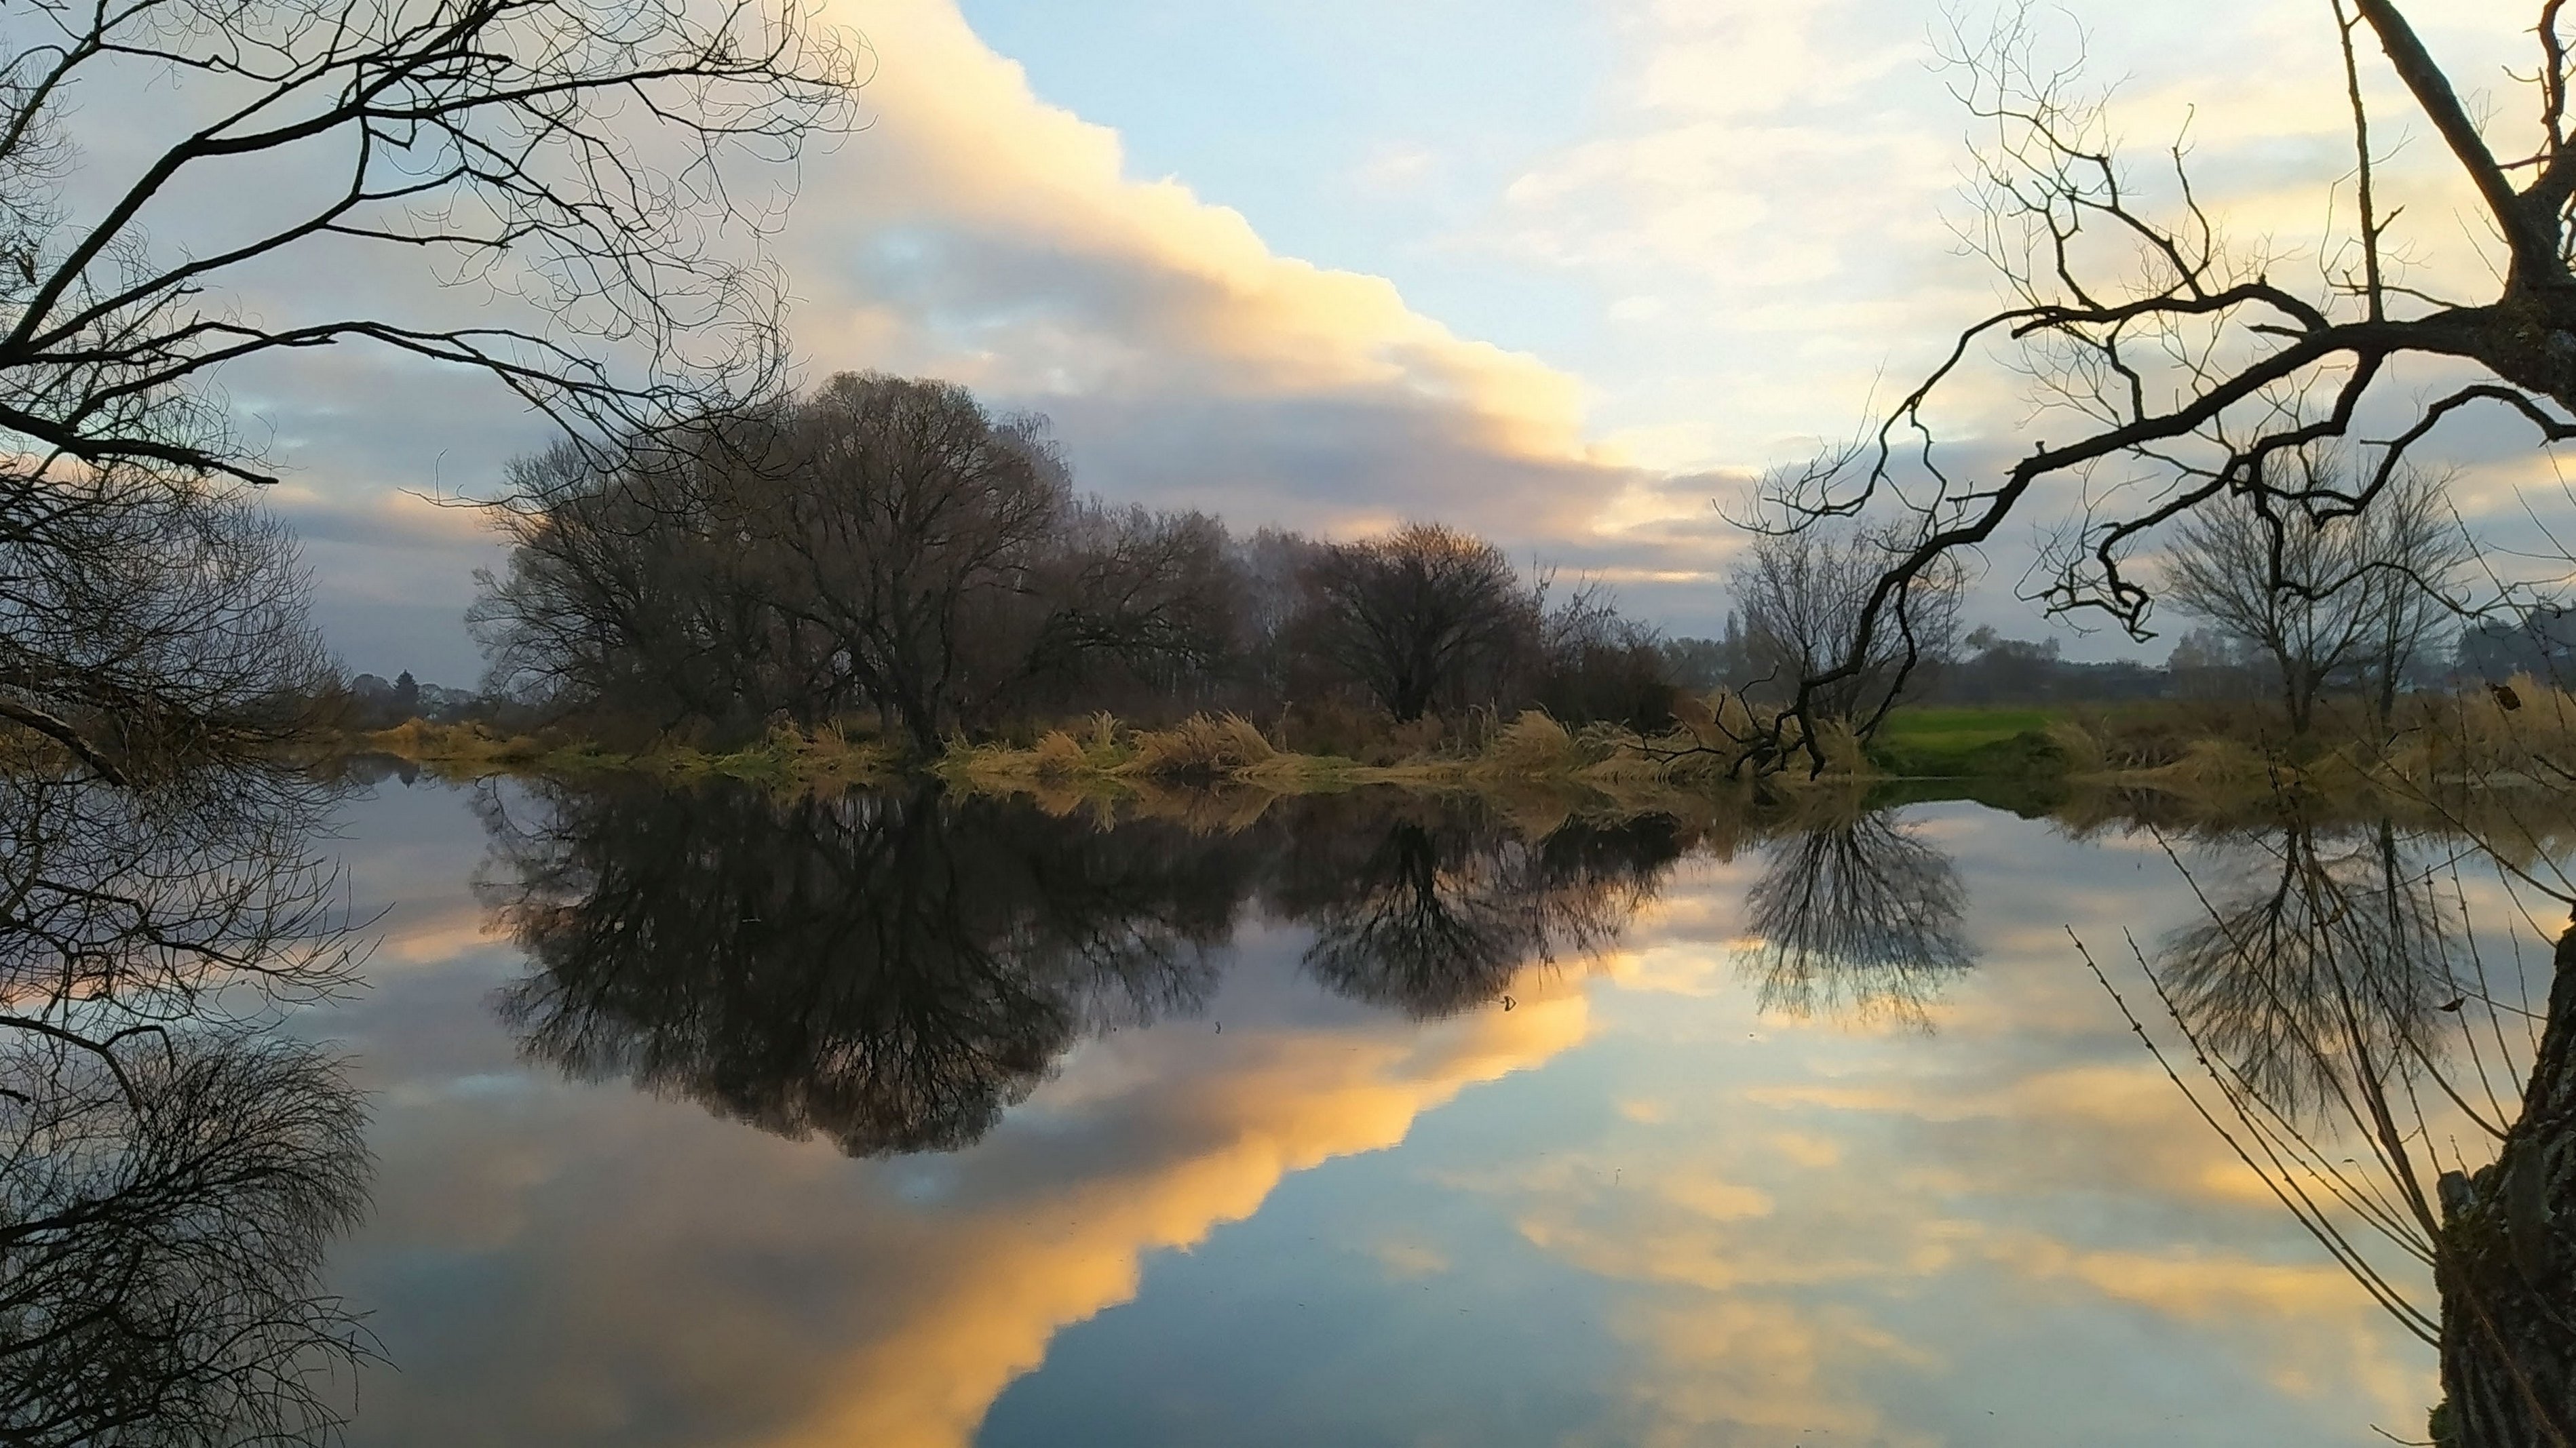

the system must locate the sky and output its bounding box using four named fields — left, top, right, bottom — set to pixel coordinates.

left=83, top=0, right=2559, bottom=682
